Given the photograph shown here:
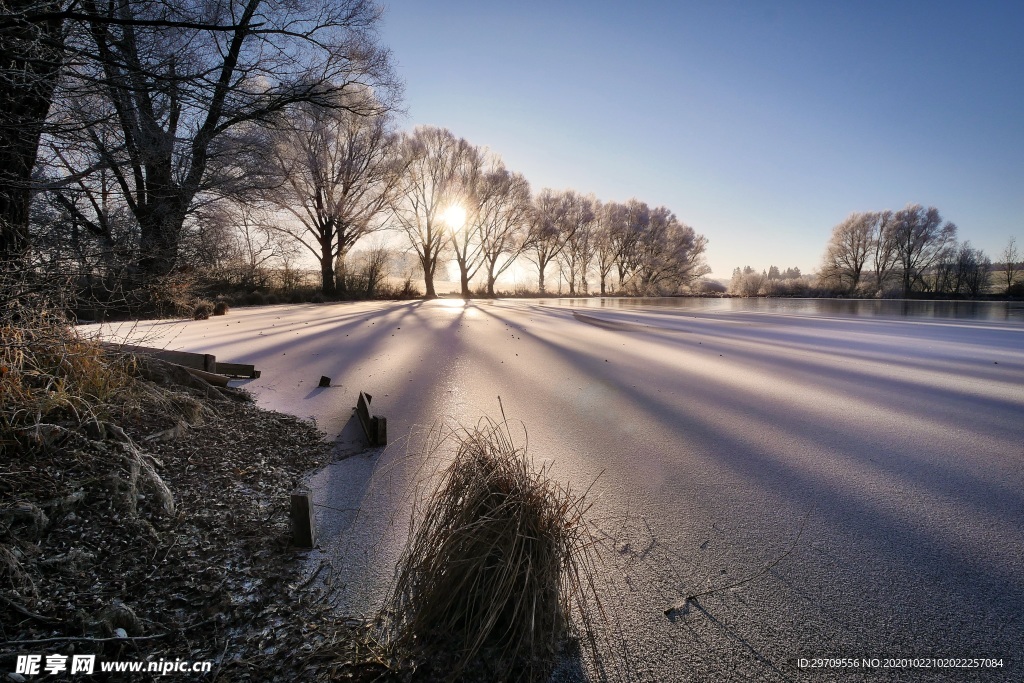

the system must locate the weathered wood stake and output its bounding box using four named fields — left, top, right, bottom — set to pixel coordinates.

left=290, top=489, right=316, bottom=548
left=355, top=391, right=388, bottom=446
